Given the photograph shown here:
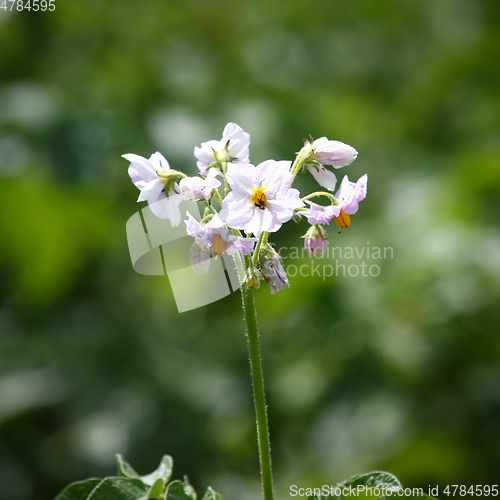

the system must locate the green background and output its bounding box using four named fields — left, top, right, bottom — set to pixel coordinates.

left=1, top=1, right=499, bottom=499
